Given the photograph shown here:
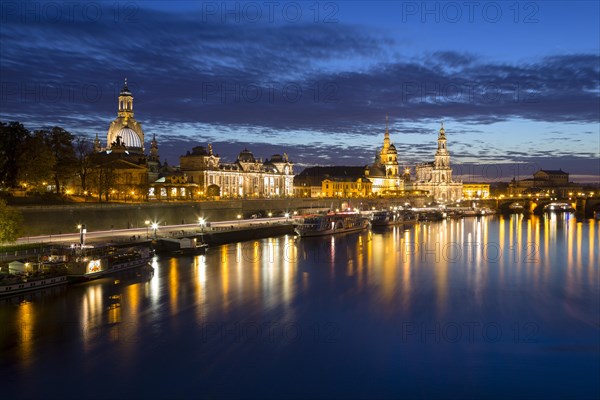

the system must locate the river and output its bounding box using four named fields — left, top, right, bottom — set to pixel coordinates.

left=1, top=213, right=598, bottom=399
